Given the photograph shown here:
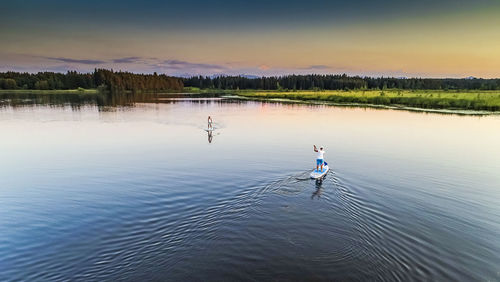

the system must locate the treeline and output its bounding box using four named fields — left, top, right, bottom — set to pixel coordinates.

left=93, top=69, right=183, bottom=92
left=3, top=71, right=499, bottom=92
left=0, top=69, right=183, bottom=92
left=184, top=74, right=500, bottom=90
